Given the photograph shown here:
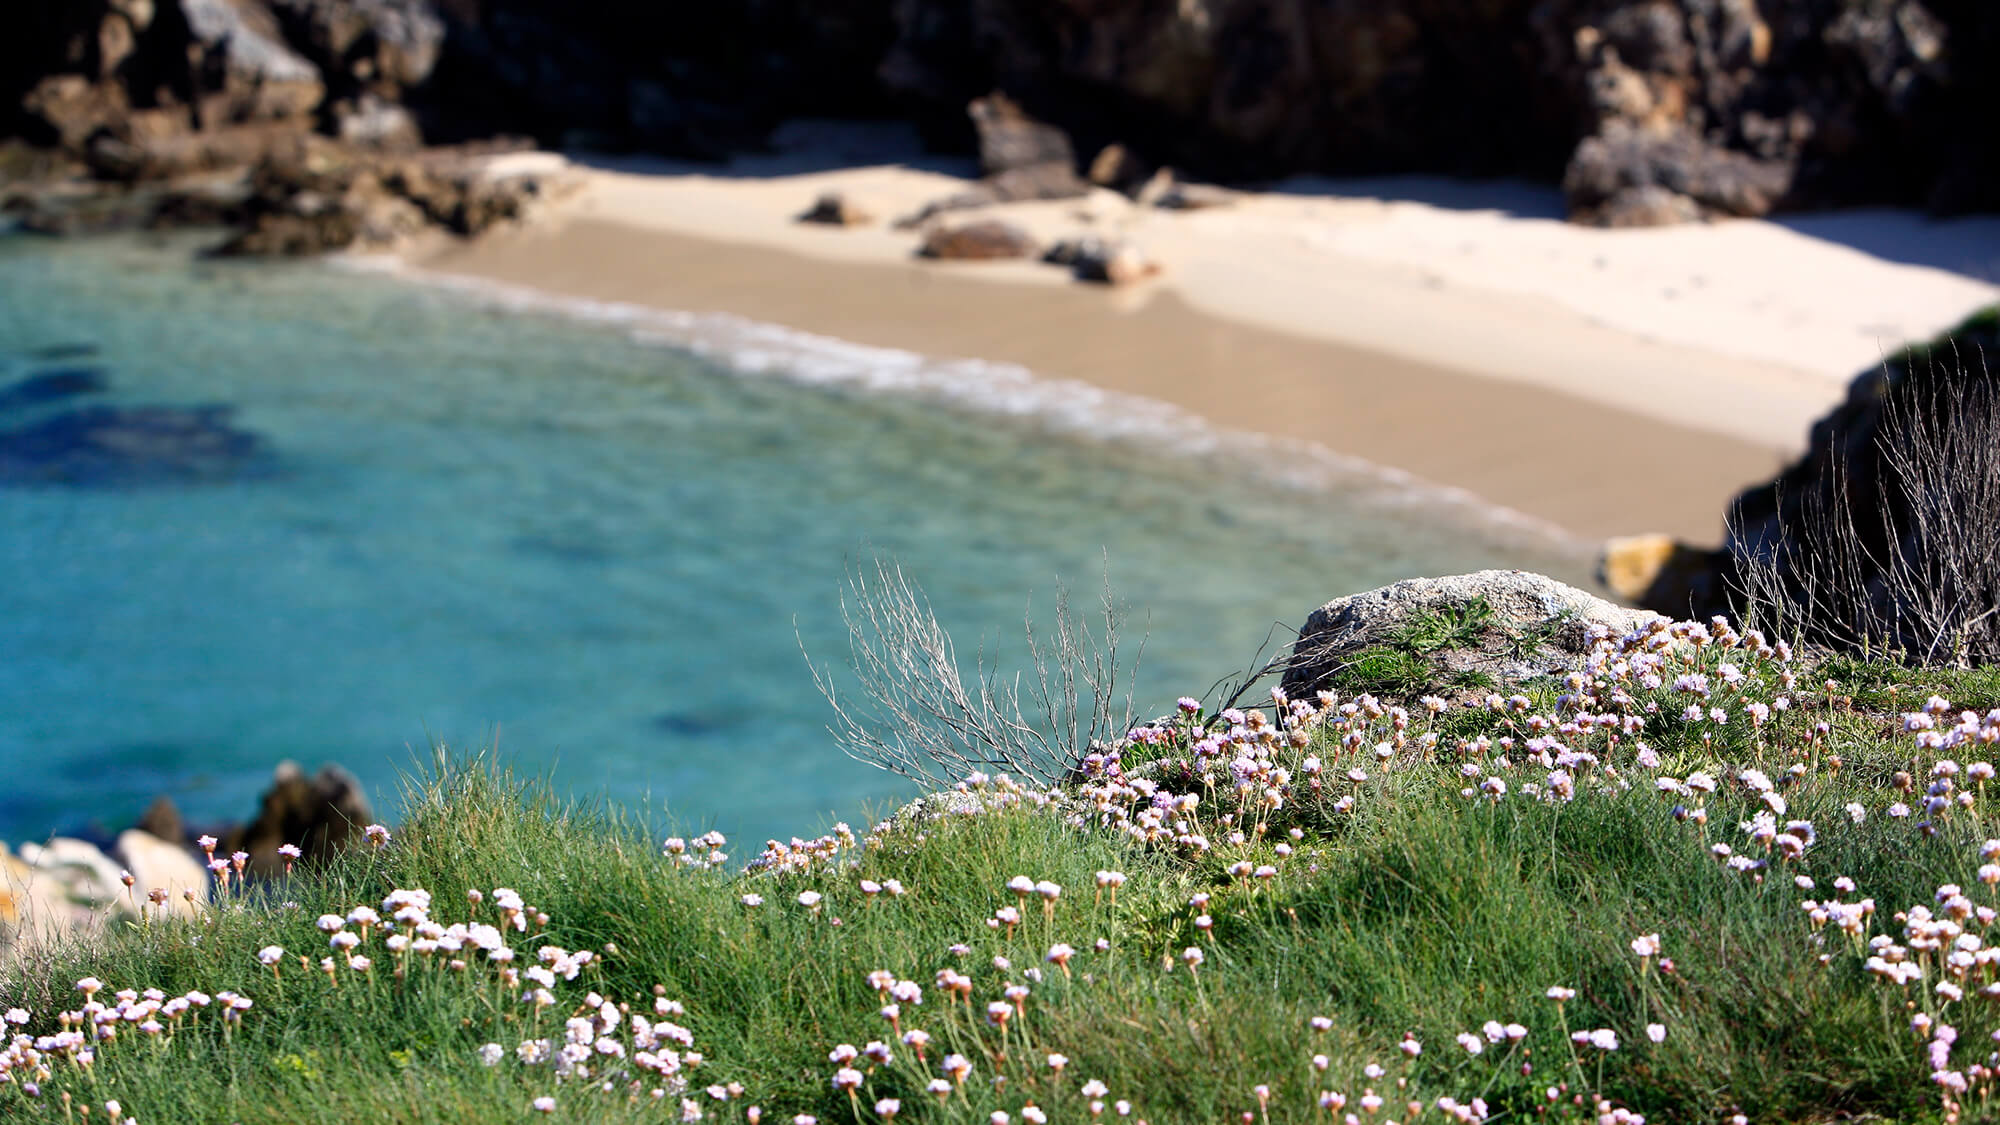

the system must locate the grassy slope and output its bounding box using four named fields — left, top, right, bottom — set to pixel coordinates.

left=10, top=622, right=2000, bottom=1123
